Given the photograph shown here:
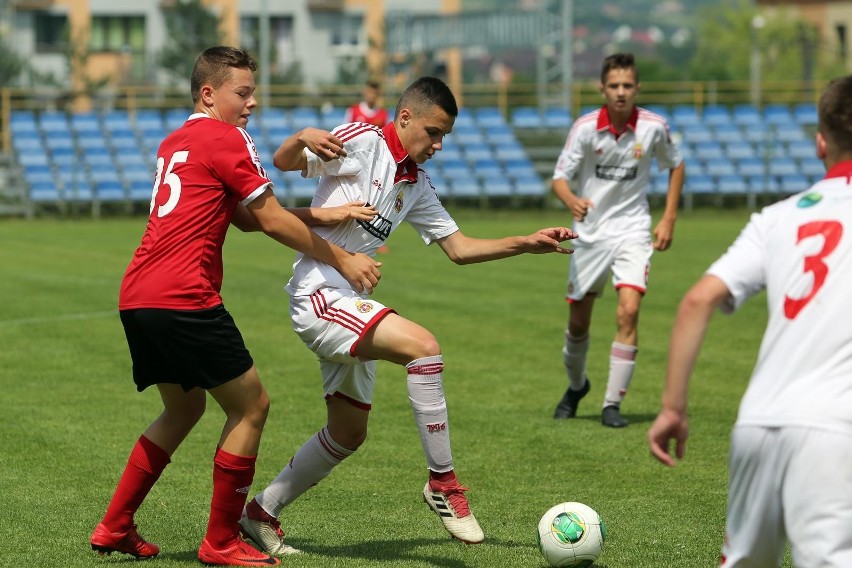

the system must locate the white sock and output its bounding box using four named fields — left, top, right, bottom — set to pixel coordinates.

left=407, top=355, right=453, bottom=473
left=563, top=331, right=590, bottom=391
left=255, top=426, right=354, bottom=517
left=603, top=342, right=638, bottom=408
